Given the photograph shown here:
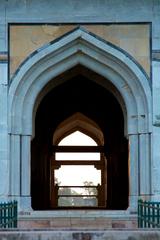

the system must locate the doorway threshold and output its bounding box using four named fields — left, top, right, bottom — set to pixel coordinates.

left=18, top=210, right=137, bottom=229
